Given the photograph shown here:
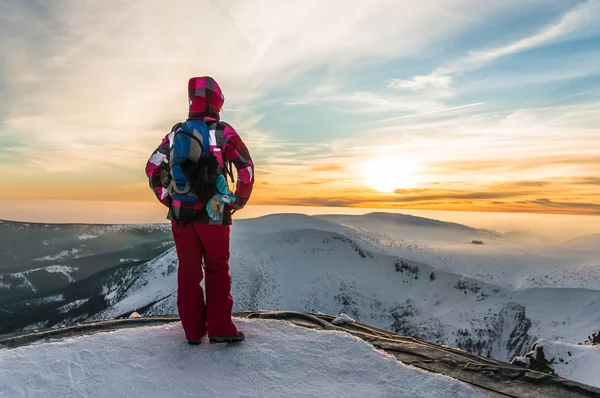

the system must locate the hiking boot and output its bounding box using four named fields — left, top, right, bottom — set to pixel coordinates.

left=209, top=331, right=245, bottom=344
